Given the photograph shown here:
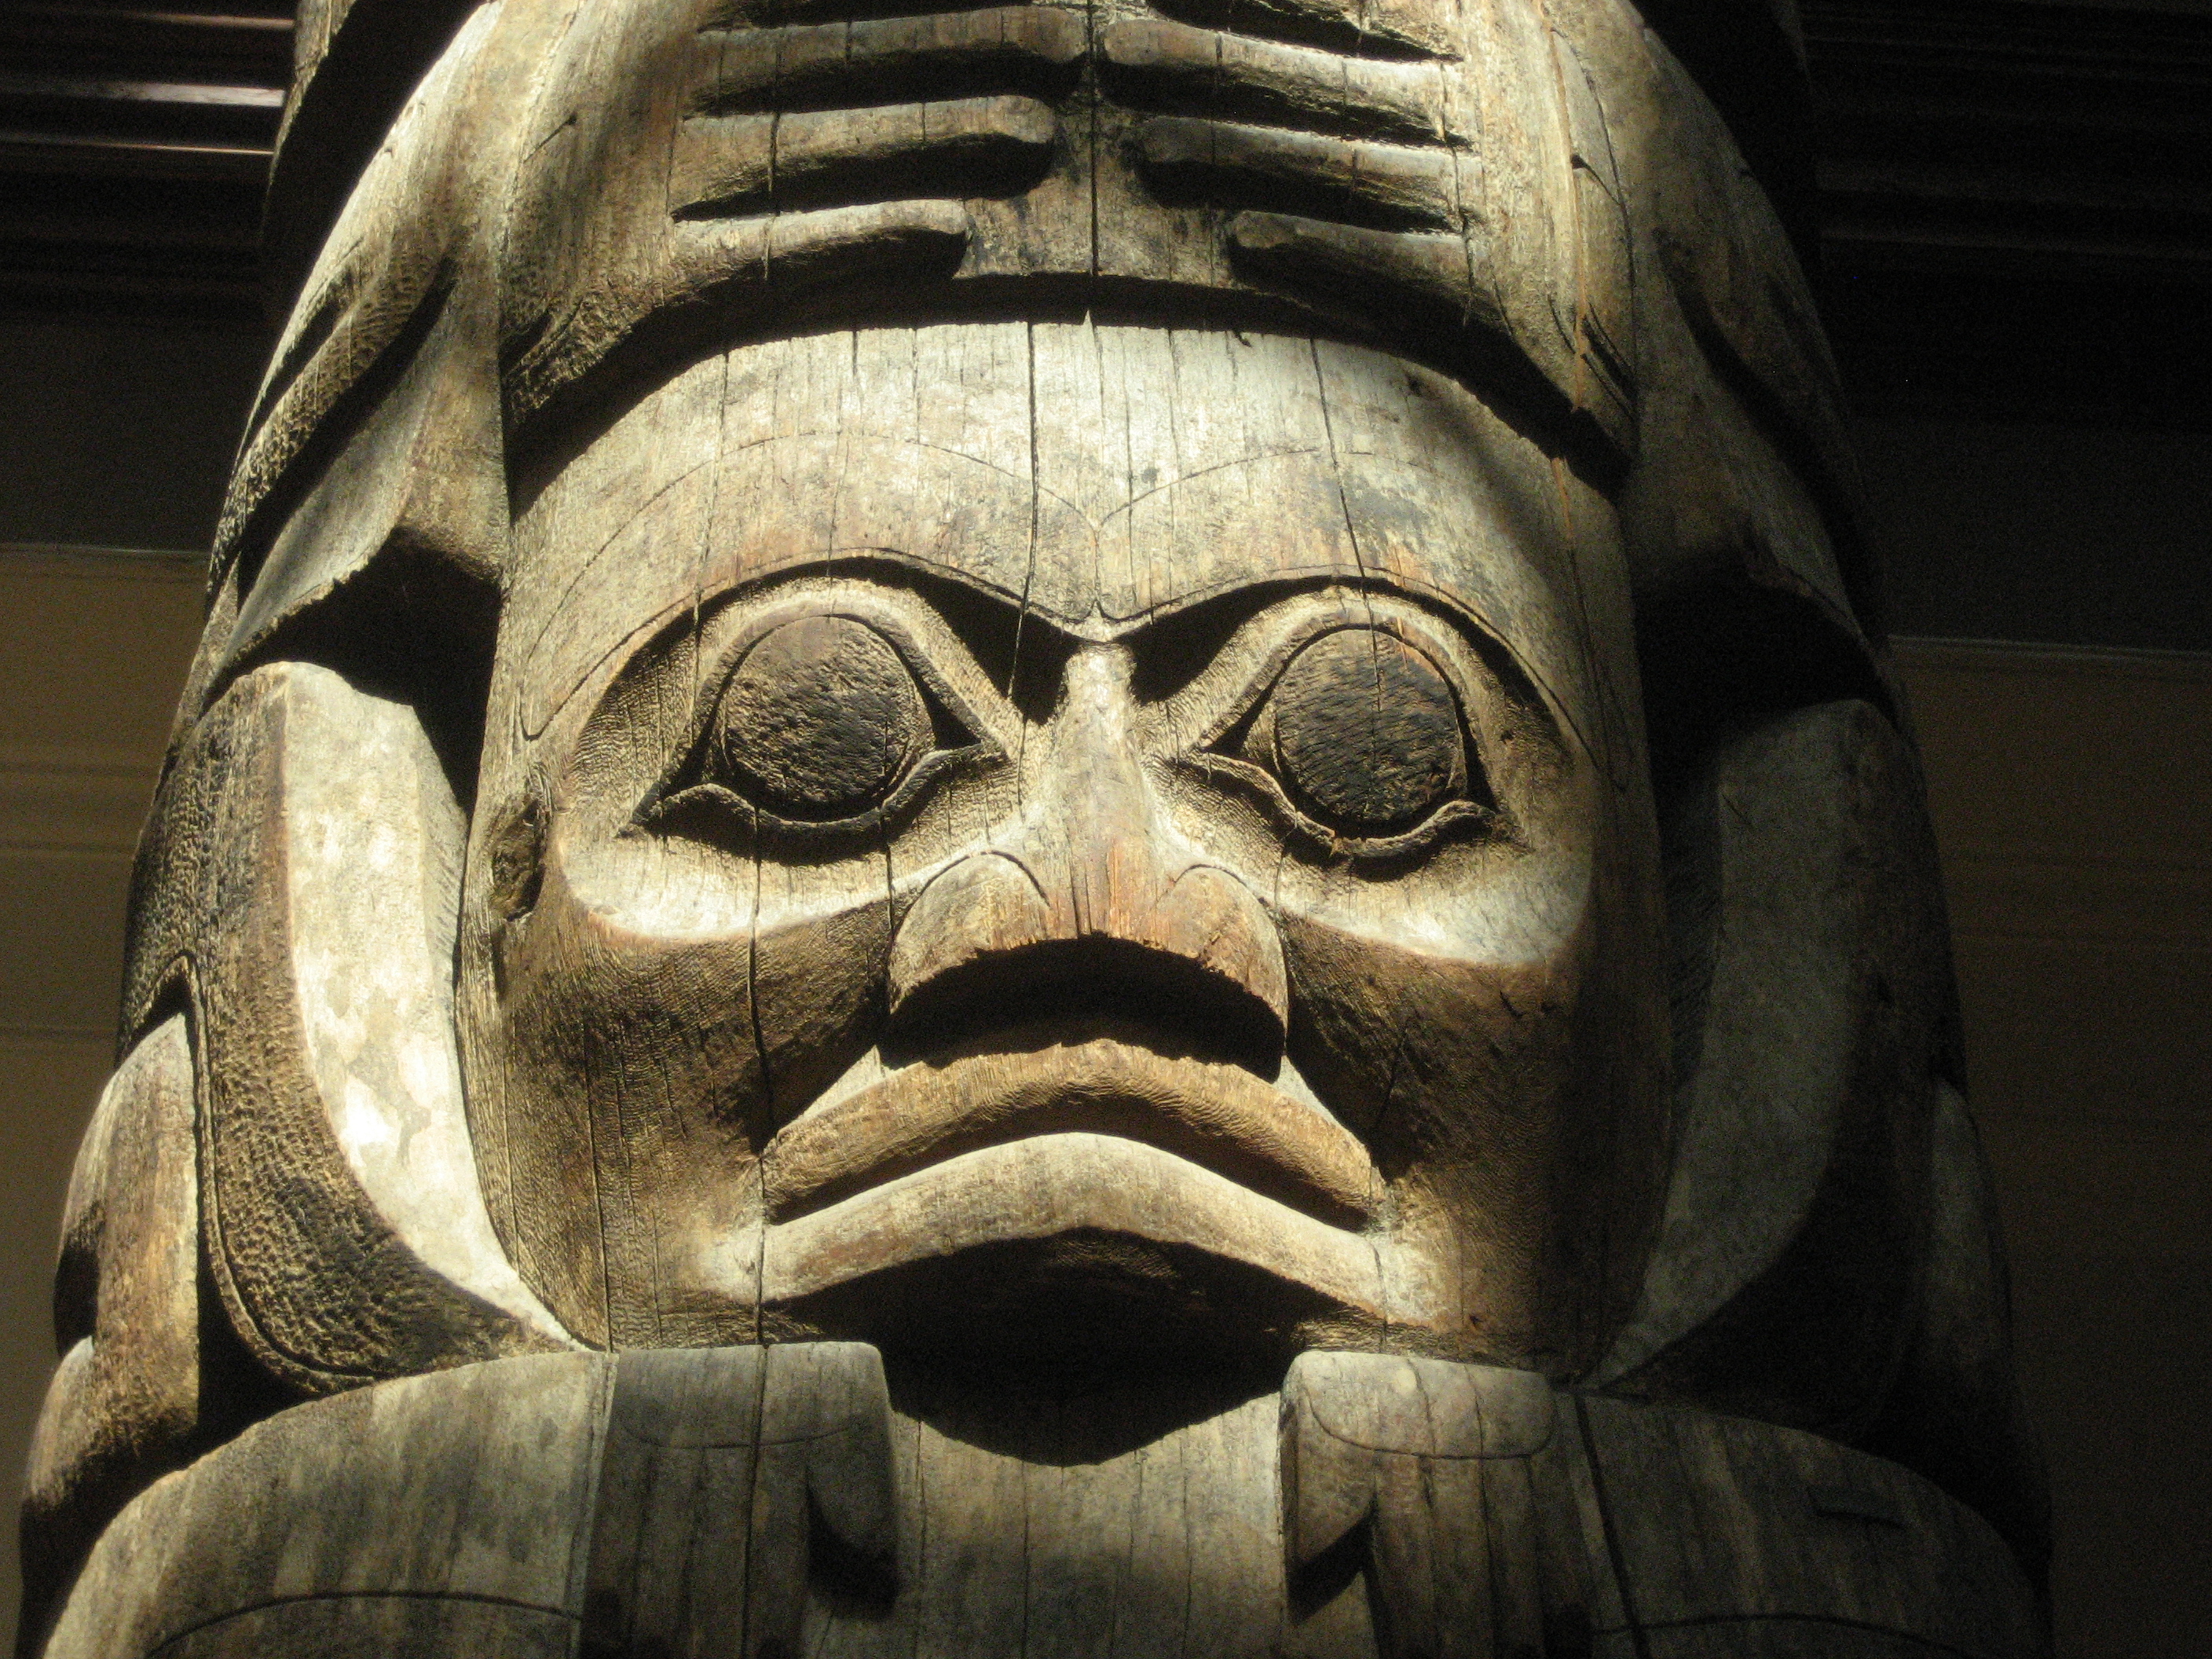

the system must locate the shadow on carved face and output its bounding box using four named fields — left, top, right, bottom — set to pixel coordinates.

left=465, top=327, right=1654, bottom=1375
